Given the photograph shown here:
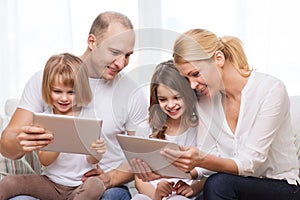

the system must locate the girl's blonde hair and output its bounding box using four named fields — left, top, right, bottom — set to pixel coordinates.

left=173, top=29, right=251, bottom=77
left=42, top=53, right=92, bottom=107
